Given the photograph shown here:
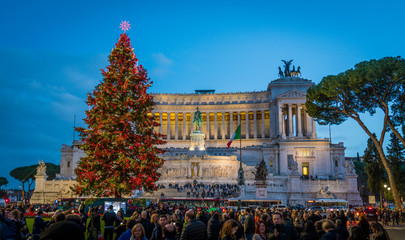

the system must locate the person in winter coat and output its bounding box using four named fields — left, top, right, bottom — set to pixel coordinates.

left=357, top=215, right=370, bottom=240
left=118, top=219, right=137, bottom=240
left=87, top=207, right=101, bottom=240
left=140, top=211, right=153, bottom=239
left=151, top=214, right=169, bottom=240
left=115, top=219, right=128, bottom=240
left=244, top=208, right=255, bottom=240
left=163, top=224, right=177, bottom=240
left=33, top=210, right=49, bottom=238
left=207, top=212, right=221, bottom=240
left=268, top=213, right=299, bottom=240
left=103, top=205, right=119, bottom=240
left=0, top=209, right=17, bottom=240
left=335, top=219, right=349, bottom=240
left=300, top=220, right=318, bottom=240
left=348, top=226, right=367, bottom=240
left=180, top=210, right=207, bottom=240
left=320, top=220, right=342, bottom=240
